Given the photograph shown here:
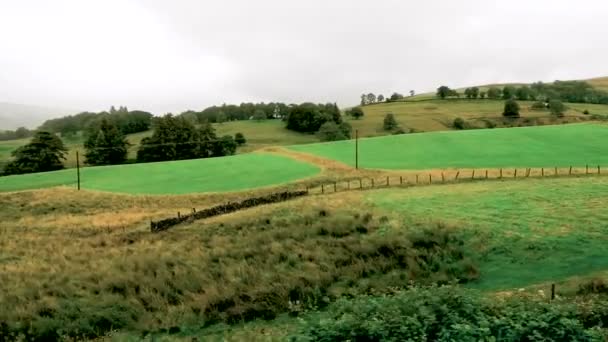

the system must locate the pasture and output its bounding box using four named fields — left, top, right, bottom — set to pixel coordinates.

left=0, top=153, right=320, bottom=194
left=291, top=123, right=608, bottom=170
